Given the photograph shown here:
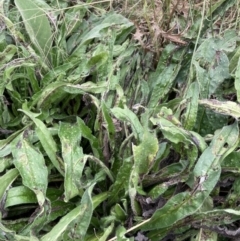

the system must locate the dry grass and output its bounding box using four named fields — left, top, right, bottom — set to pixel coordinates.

left=109, top=0, right=240, bottom=59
